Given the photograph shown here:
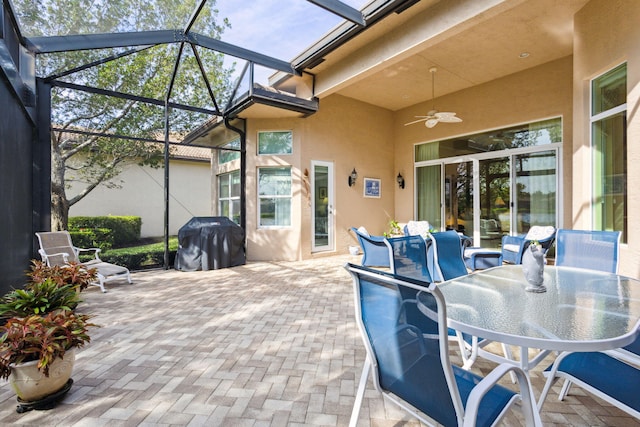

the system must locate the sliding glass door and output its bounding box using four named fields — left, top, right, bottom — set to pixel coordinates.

left=414, top=118, right=561, bottom=248
left=479, top=157, right=510, bottom=247
left=514, top=150, right=557, bottom=235
left=444, top=162, right=473, bottom=236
